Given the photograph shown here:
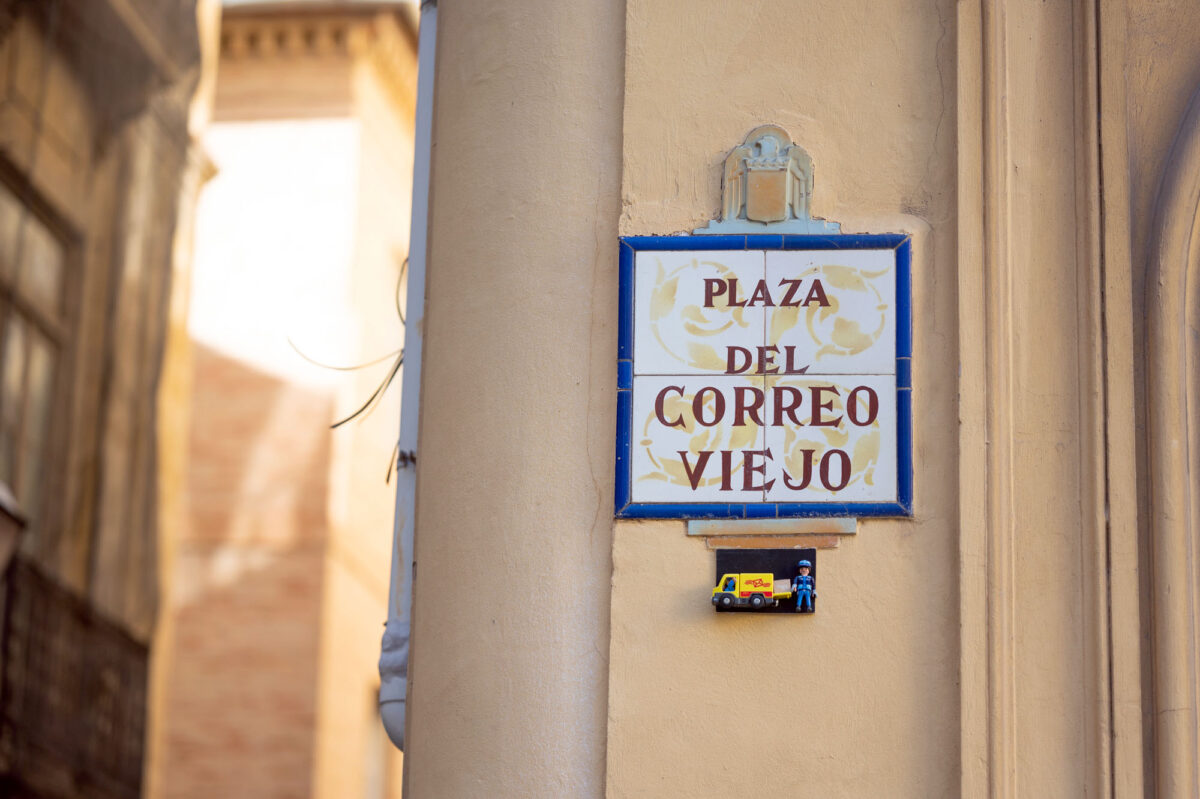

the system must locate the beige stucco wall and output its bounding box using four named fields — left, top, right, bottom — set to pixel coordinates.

left=405, top=0, right=1200, bottom=796
left=407, top=2, right=955, bottom=796
left=608, top=2, right=958, bottom=796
